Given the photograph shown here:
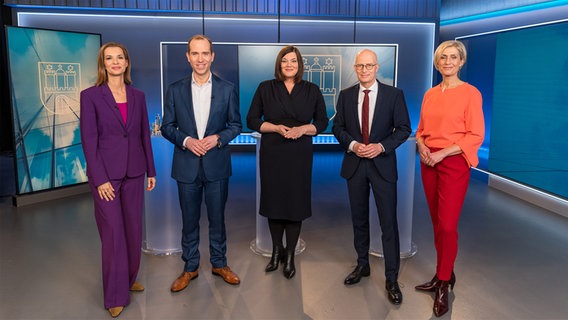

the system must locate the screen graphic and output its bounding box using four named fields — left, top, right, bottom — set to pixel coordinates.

left=6, top=26, right=101, bottom=194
